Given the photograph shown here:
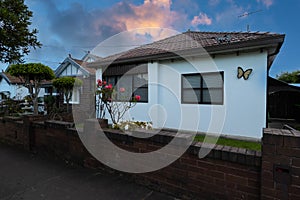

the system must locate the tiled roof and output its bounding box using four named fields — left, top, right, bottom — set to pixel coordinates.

left=0, top=72, right=53, bottom=86
left=89, top=31, right=285, bottom=66
left=71, top=58, right=96, bottom=75
left=0, top=72, right=25, bottom=84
